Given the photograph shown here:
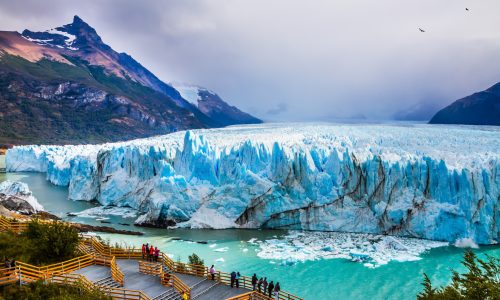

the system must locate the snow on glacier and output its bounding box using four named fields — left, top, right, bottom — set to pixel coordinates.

left=0, top=180, right=44, bottom=213
left=5, top=123, right=500, bottom=244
